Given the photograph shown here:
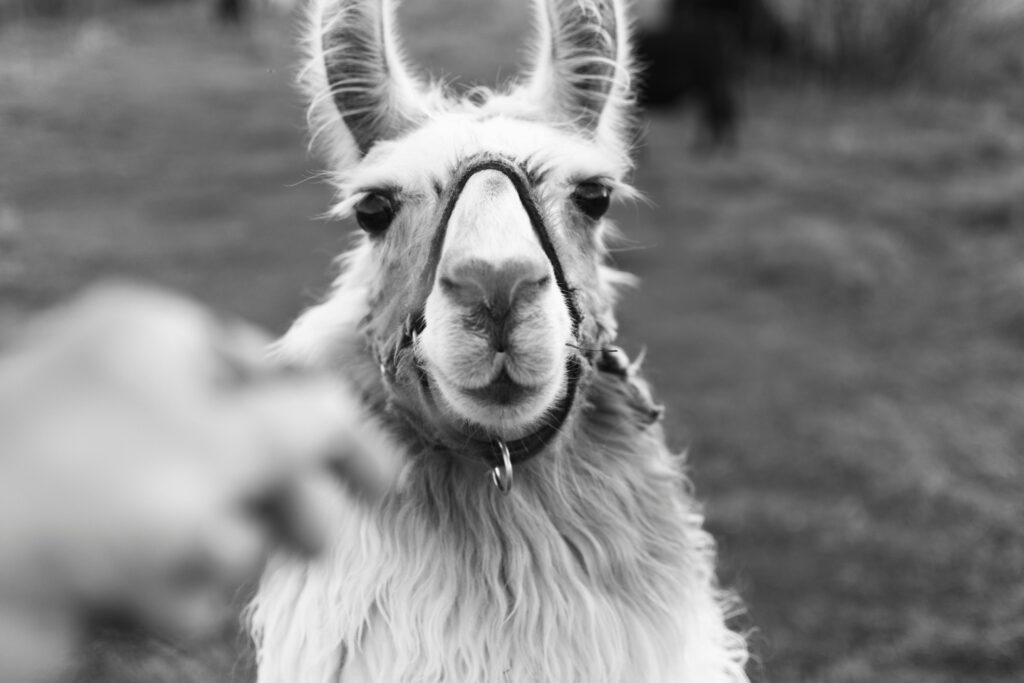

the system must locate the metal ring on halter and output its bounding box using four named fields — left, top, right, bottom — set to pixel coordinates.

left=490, top=440, right=513, bottom=494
